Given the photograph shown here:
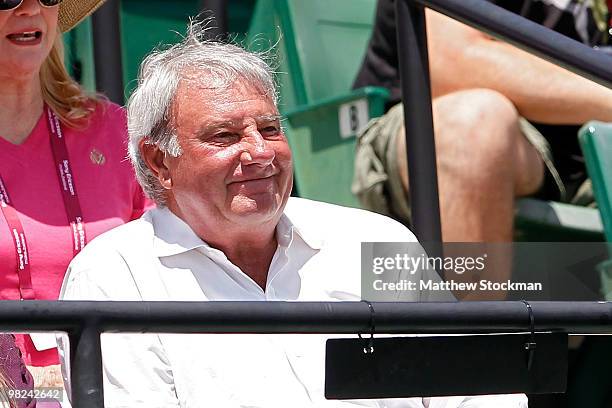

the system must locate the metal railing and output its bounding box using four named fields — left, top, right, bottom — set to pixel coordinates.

left=6, top=0, right=612, bottom=407
left=397, top=0, right=612, bottom=243
left=3, top=300, right=612, bottom=407
left=92, top=0, right=124, bottom=105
